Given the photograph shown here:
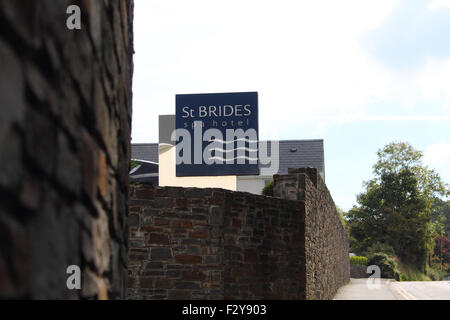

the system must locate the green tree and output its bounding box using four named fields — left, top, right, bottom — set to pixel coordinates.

left=336, top=206, right=347, bottom=230
left=262, top=180, right=274, bottom=196
left=347, top=142, right=448, bottom=272
left=431, top=198, right=450, bottom=236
